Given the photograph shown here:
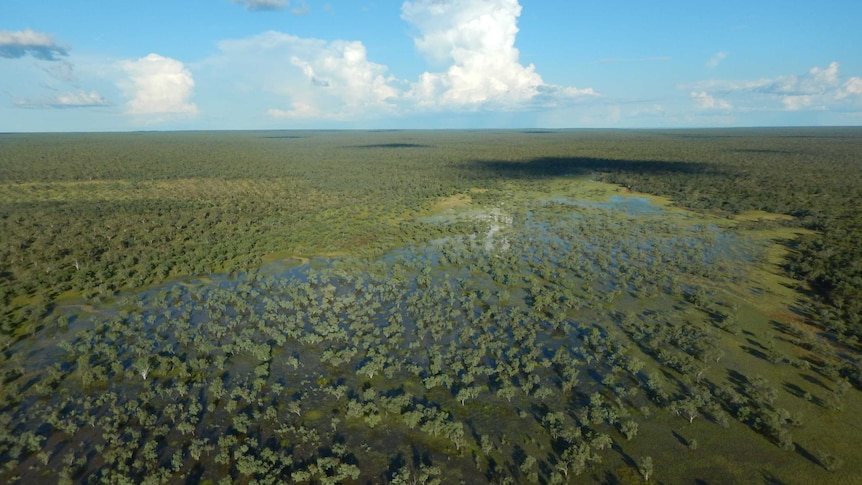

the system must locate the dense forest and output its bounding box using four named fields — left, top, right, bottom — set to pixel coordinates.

left=0, top=129, right=860, bottom=484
